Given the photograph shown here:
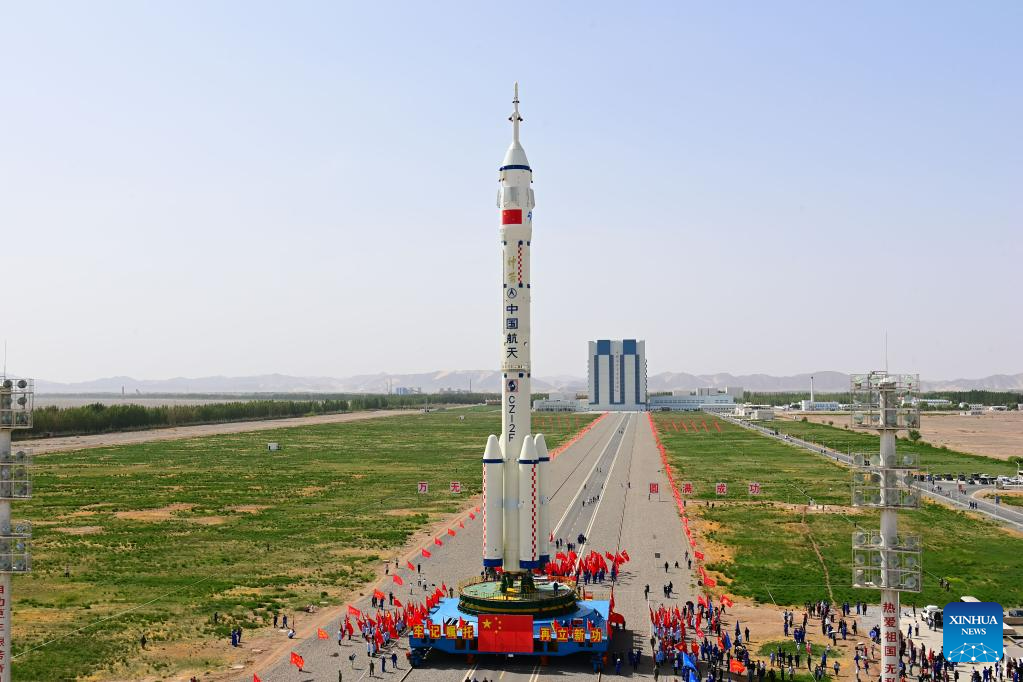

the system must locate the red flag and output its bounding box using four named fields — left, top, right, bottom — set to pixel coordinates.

left=434, top=537, right=443, bottom=546
left=348, top=604, right=361, bottom=617
left=478, top=614, right=533, bottom=653
left=373, top=589, right=386, bottom=601
left=730, top=660, right=746, bottom=674
left=317, top=627, right=329, bottom=639
left=407, top=560, right=415, bottom=571
left=290, top=652, right=305, bottom=670
left=695, top=550, right=705, bottom=560
left=705, top=577, right=717, bottom=587
left=469, top=512, right=476, bottom=520
left=447, top=528, right=456, bottom=536
left=721, top=595, right=734, bottom=607
left=622, top=550, right=630, bottom=561
left=422, top=548, right=432, bottom=558
left=459, top=520, right=464, bottom=528
left=254, top=675, right=262, bottom=682
left=394, top=597, right=403, bottom=608
left=441, top=583, right=447, bottom=593
left=393, top=574, right=404, bottom=585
